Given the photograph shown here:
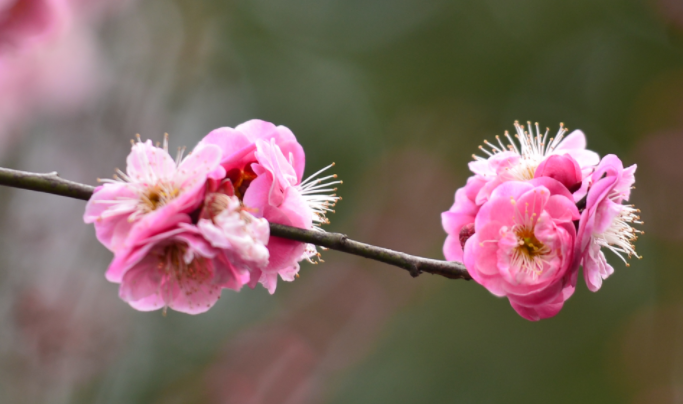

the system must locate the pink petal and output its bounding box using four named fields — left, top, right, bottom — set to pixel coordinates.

left=488, top=180, right=533, bottom=202
left=106, top=239, right=157, bottom=283
left=583, top=243, right=613, bottom=292
left=509, top=299, right=564, bottom=321
left=196, top=219, right=229, bottom=248
left=119, top=256, right=163, bottom=302
left=126, top=140, right=176, bottom=184
left=613, top=163, right=637, bottom=201
left=464, top=234, right=506, bottom=297
left=198, top=127, right=253, bottom=158
left=262, top=236, right=306, bottom=275
left=242, top=169, right=273, bottom=215
left=235, top=119, right=280, bottom=141
left=176, top=230, right=217, bottom=260
left=274, top=188, right=313, bottom=229
left=474, top=193, right=515, bottom=230
left=474, top=223, right=504, bottom=276
left=248, top=123, right=306, bottom=183
left=168, top=276, right=223, bottom=315
left=213, top=254, right=250, bottom=291
left=247, top=267, right=262, bottom=289
left=174, top=143, right=222, bottom=190
left=259, top=271, right=279, bottom=295
left=514, top=186, right=551, bottom=220
left=247, top=186, right=309, bottom=277
left=106, top=224, right=188, bottom=282
left=534, top=154, right=582, bottom=191
left=564, top=149, right=600, bottom=170
left=528, top=177, right=574, bottom=201
left=124, top=212, right=192, bottom=254
left=556, top=130, right=586, bottom=150
left=443, top=234, right=463, bottom=262
left=83, top=183, right=135, bottom=223
left=545, top=194, right=580, bottom=222
left=442, top=210, right=474, bottom=235
left=128, top=293, right=166, bottom=312
left=254, top=139, right=298, bottom=195
left=84, top=183, right=137, bottom=250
